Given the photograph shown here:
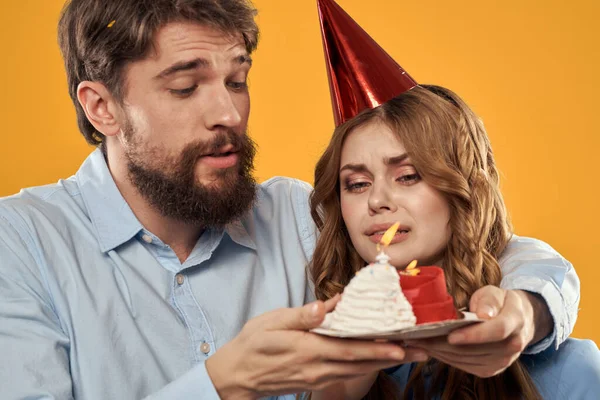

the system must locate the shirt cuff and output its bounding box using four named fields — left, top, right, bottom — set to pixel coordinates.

left=501, top=275, right=567, bottom=354
left=144, top=361, right=221, bottom=400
